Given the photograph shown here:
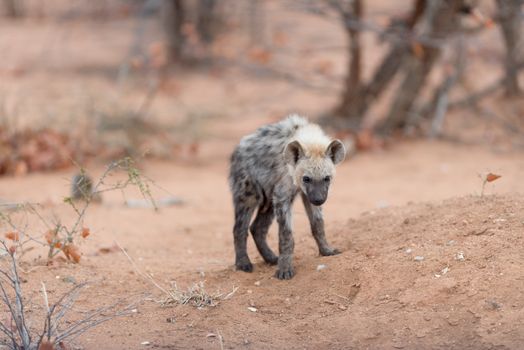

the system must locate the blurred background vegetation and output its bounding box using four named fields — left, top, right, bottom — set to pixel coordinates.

left=0, top=0, right=522, bottom=175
